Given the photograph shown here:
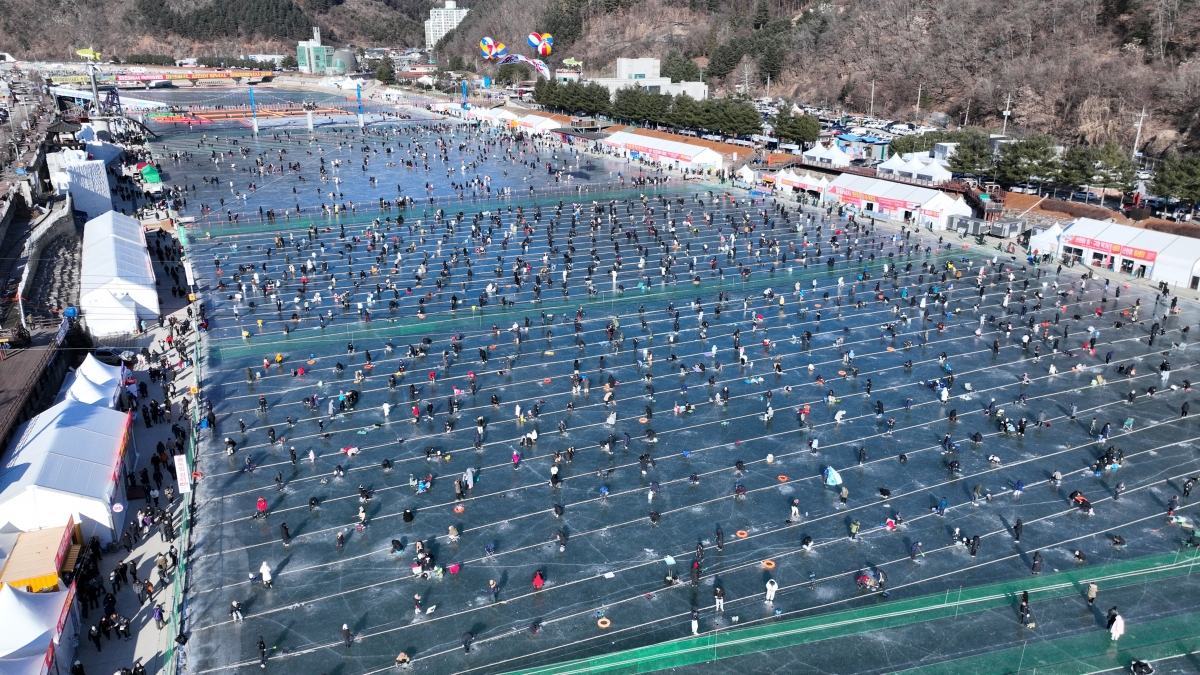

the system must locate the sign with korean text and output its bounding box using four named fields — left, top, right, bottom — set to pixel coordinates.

left=175, top=454, right=192, bottom=494
left=1068, top=236, right=1157, bottom=262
